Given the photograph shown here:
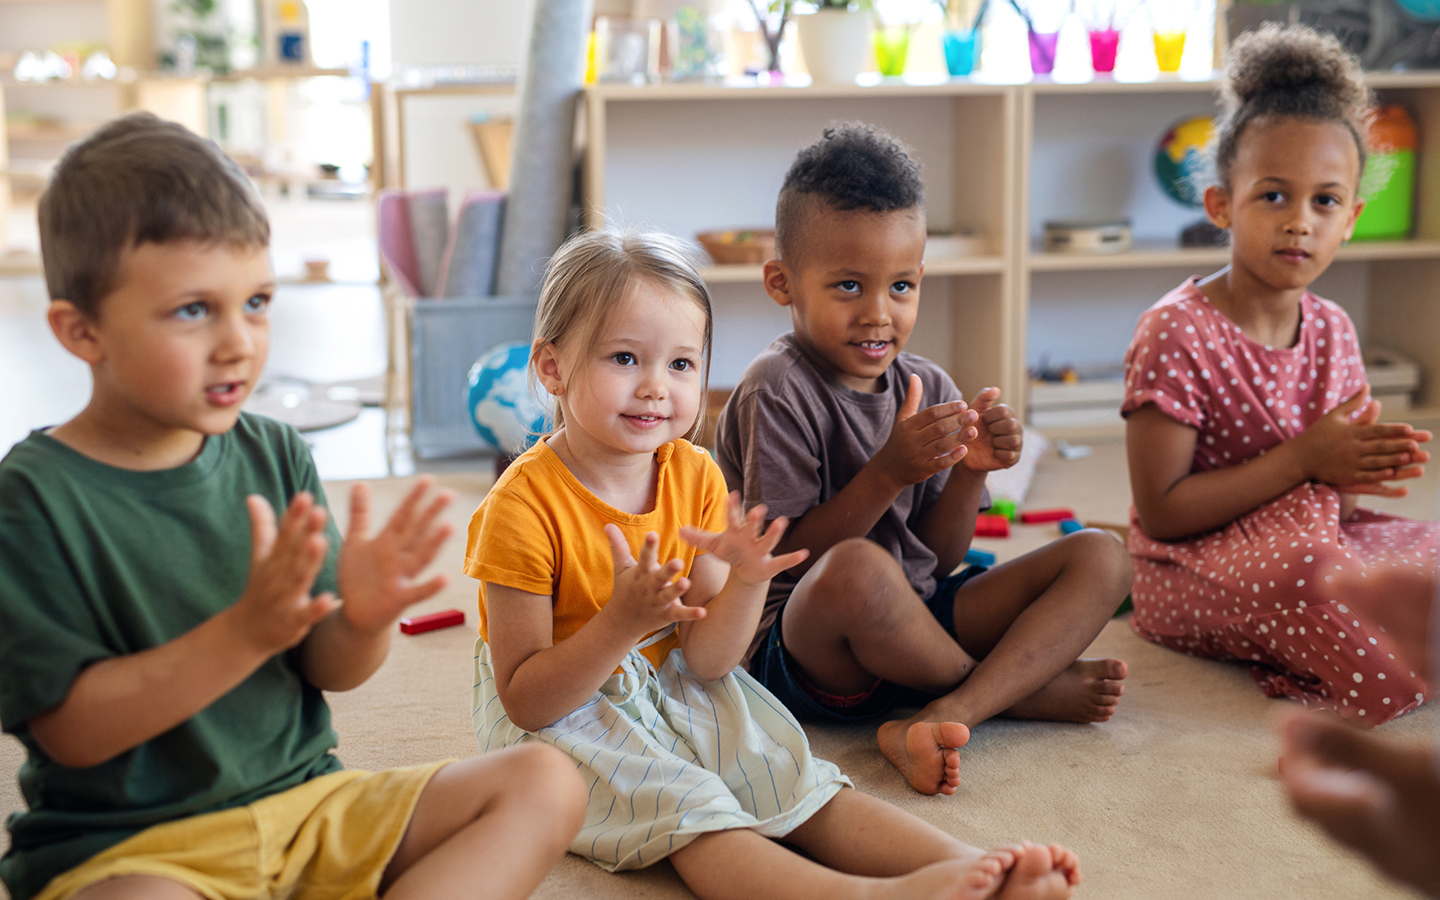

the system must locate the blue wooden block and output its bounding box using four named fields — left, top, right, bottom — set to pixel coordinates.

left=1059, top=518, right=1084, bottom=535
left=964, top=548, right=996, bottom=567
